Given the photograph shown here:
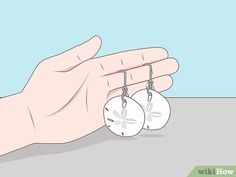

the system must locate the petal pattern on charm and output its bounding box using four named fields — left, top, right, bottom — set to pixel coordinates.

left=121, top=122, right=126, bottom=129
left=111, top=108, right=136, bottom=129
left=121, top=108, right=127, bottom=119
left=124, top=118, right=136, bottom=124
left=146, top=102, right=153, bottom=112
left=113, top=110, right=120, bottom=118
left=150, top=112, right=161, bottom=117
left=146, top=115, right=152, bottom=122
left=144, top=101, right=162, bottom=122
